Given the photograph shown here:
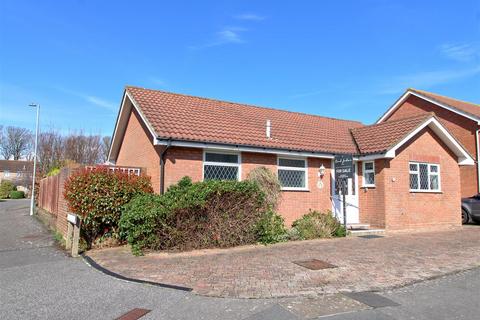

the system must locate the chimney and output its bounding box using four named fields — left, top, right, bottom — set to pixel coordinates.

left=266, top=120, right=271, bottom=139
